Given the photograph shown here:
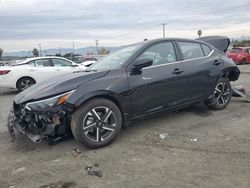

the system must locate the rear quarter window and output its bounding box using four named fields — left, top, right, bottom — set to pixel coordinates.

left=201, top=44, right=212, bottom=56
left=178, top=42, right=205, bottom=60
